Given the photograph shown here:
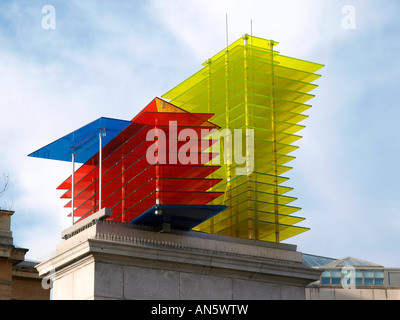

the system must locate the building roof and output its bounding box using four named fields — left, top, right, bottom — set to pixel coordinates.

left=323, top=257, right=383, bottom=268
left=302, top=254, right=337, bottom=268
left=16, top=260, right=40, bottom=269
left=303, top=254, right=383, bottom=269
